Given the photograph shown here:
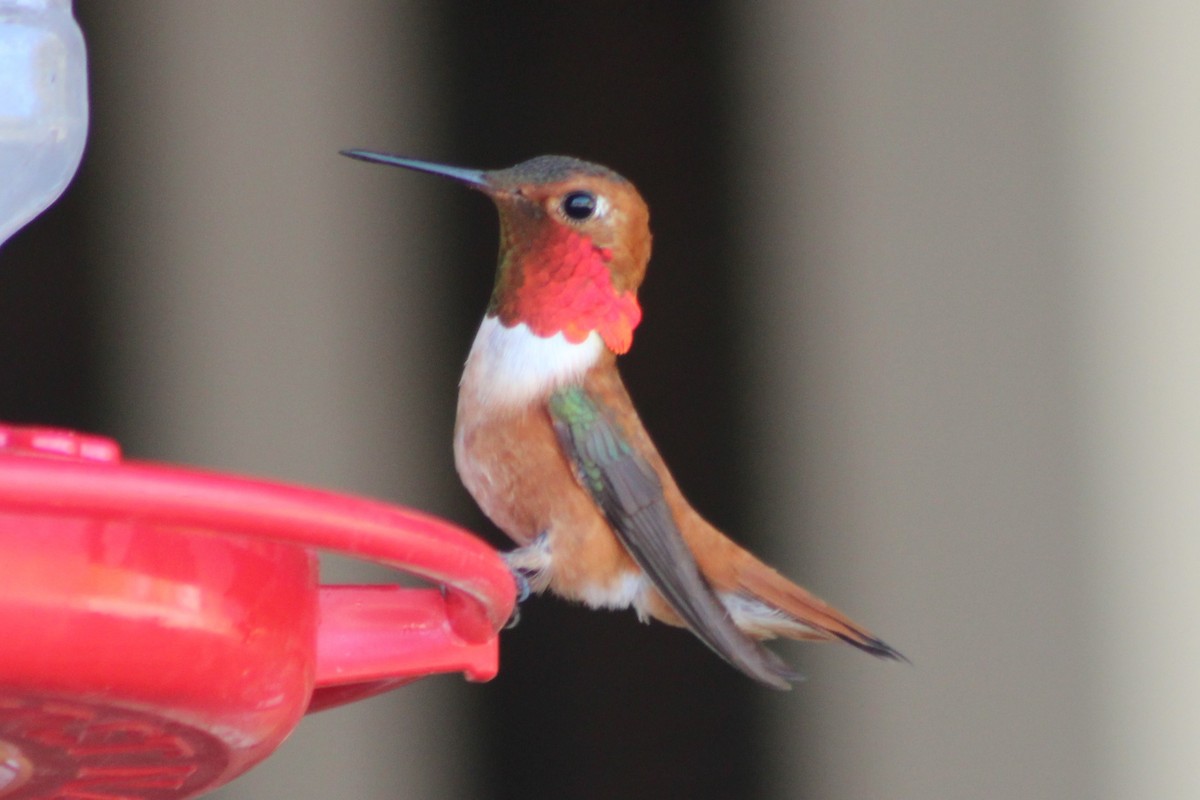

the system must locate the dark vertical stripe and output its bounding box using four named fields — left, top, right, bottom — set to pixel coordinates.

left=439, top=2, right=764, bottom=799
